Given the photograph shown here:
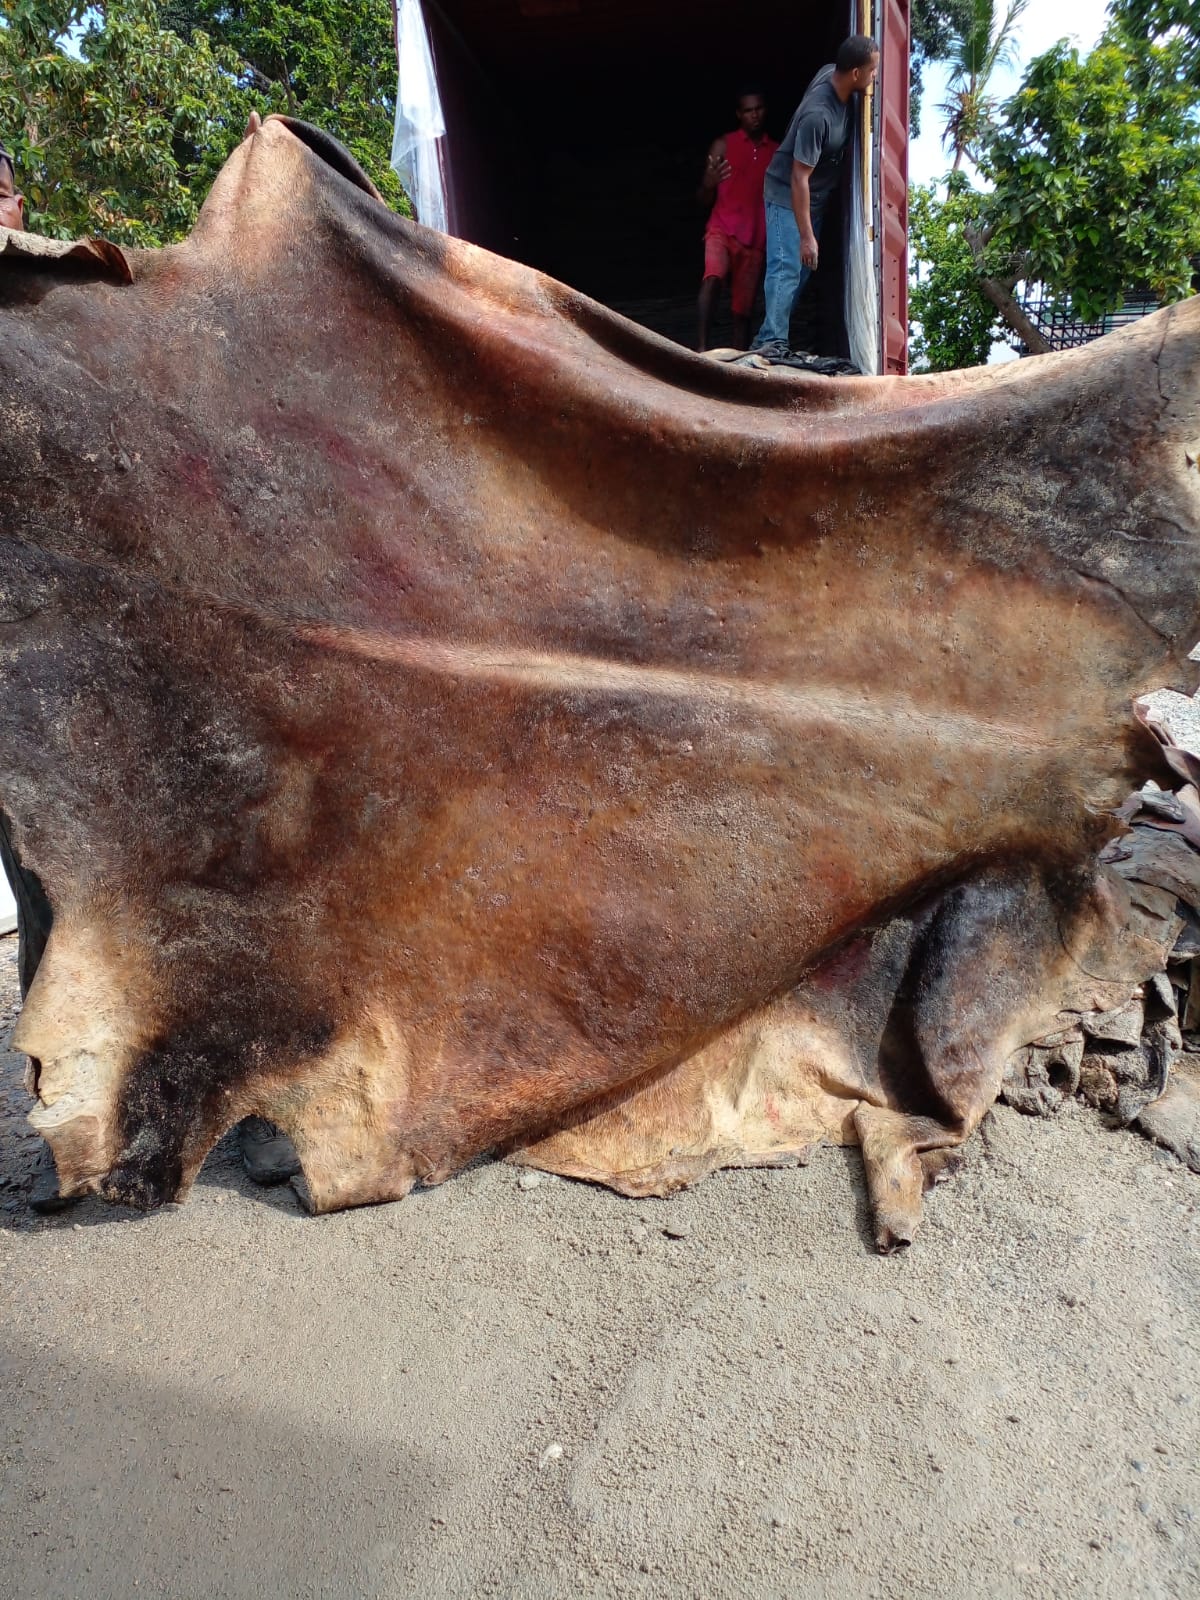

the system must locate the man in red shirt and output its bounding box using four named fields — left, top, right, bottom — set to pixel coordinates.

left=696, top=91, right=779, bottom=352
